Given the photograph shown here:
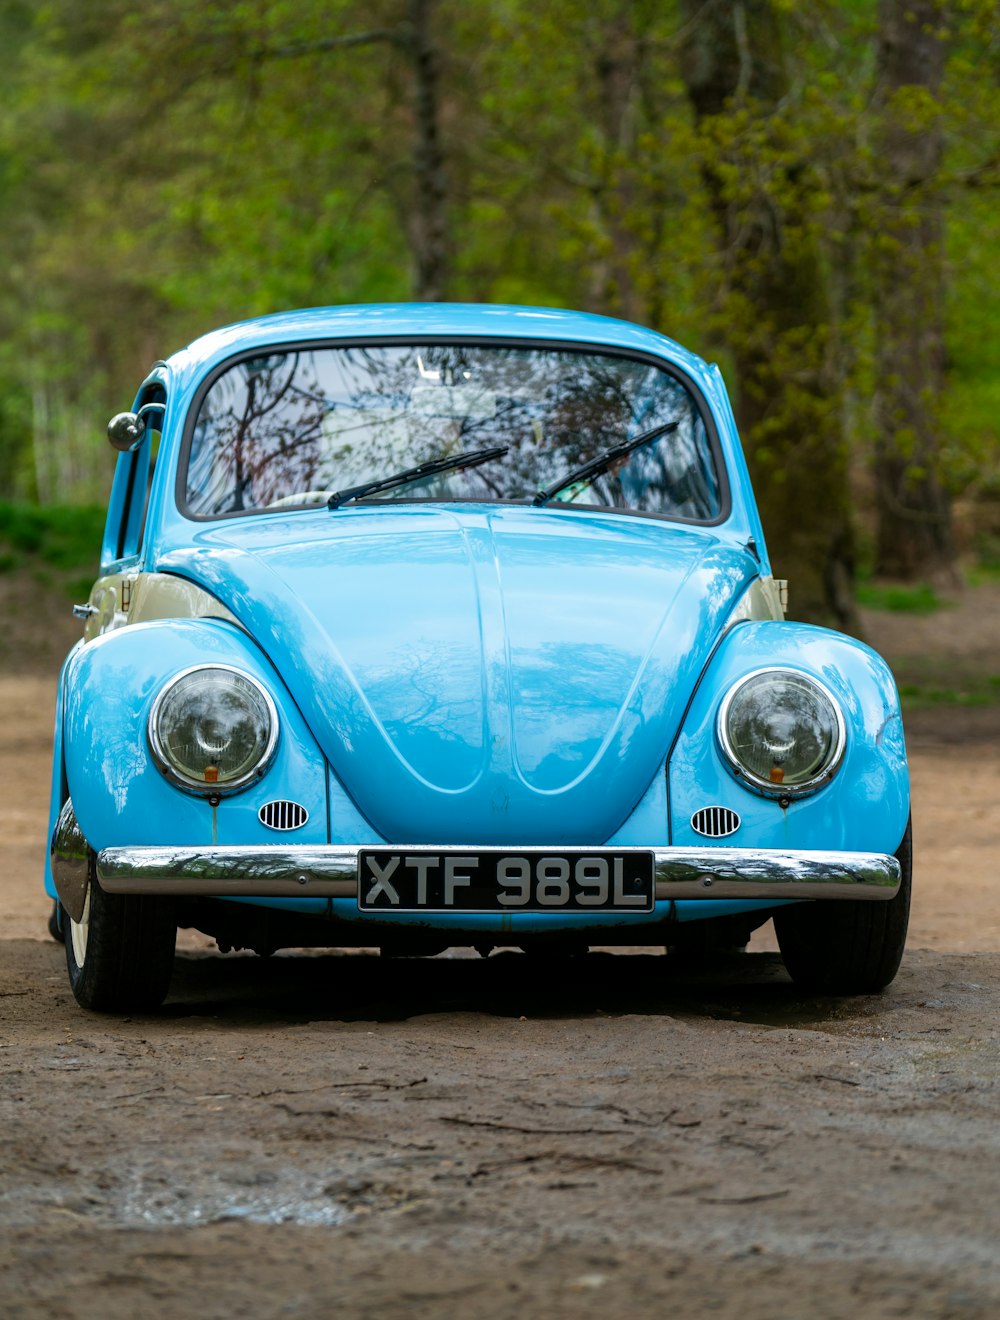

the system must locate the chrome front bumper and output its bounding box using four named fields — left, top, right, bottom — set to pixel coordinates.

left=96, top=845, right=901, bottom=903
